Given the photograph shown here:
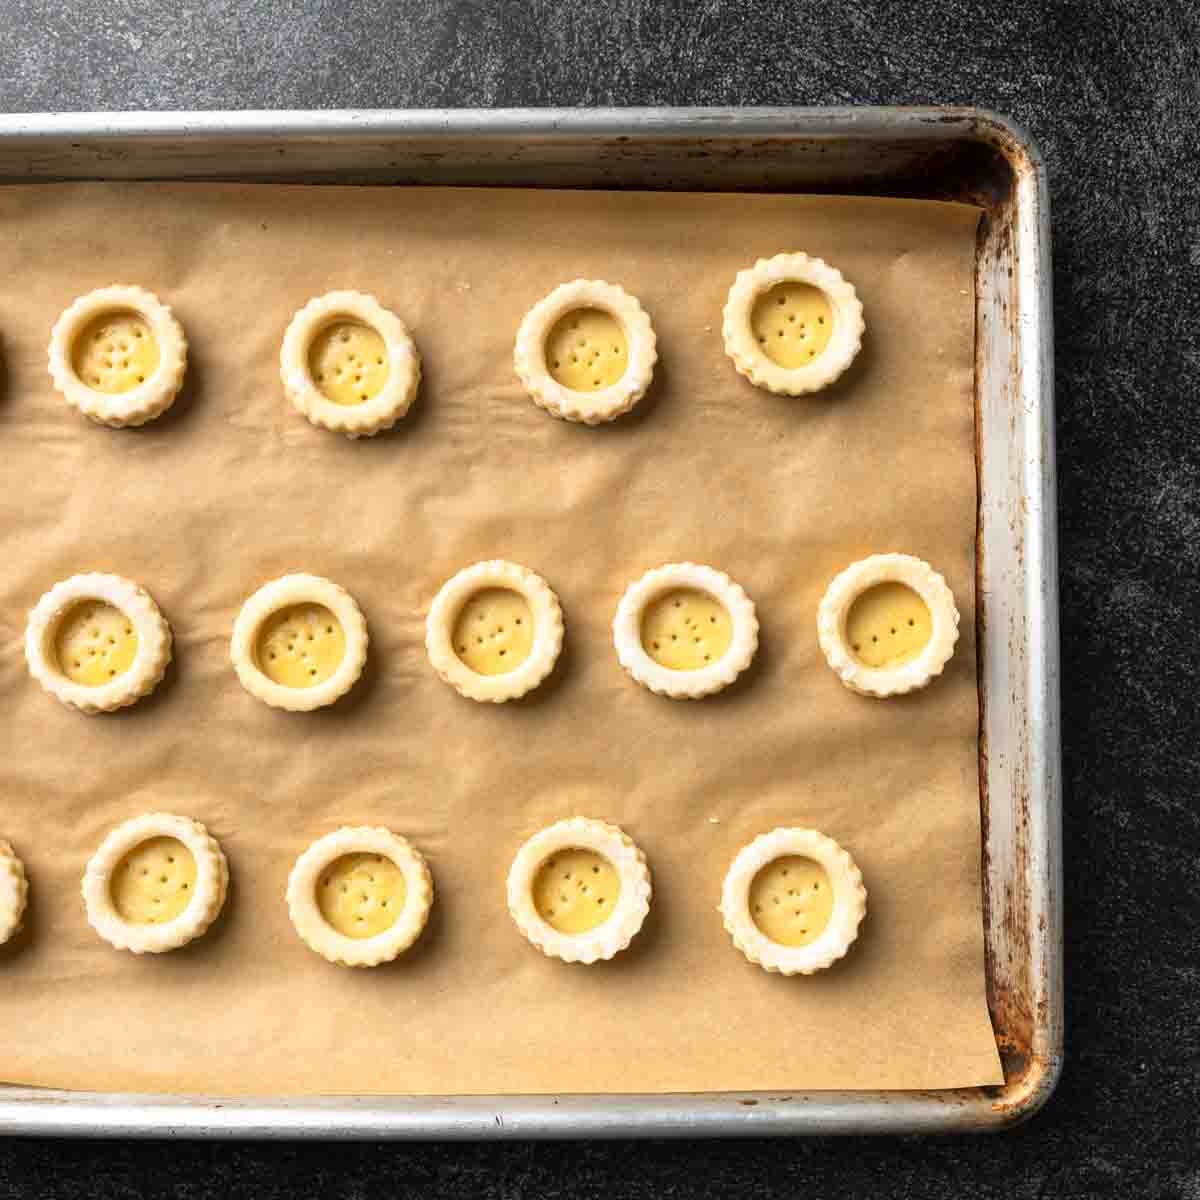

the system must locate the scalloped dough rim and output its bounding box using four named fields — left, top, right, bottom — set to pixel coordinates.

left=280, top=290, right=421, bottom=438
left=425, top=560, right=564, bottom=703
left=514, top=279, right=657, bottom=424
left=230, top=573, right=369, bottom=712
left=47, top=285, right=188, bottom=427
left=720, top=827, right=867, bottom=975
left=722, top=253, right=864, bottom=396
left=24, top=572, right=173, bottom=714
left=507, top=818, right=652, bottom=964
left=0, top=840, right=28, bottom=947
left=613, top=562, right=759, bottom=699
left=816, top=553, right=960, bottom=697
left=286, top=827, right=433, bottom=967
left=82, top=813, right=228, bottom=954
